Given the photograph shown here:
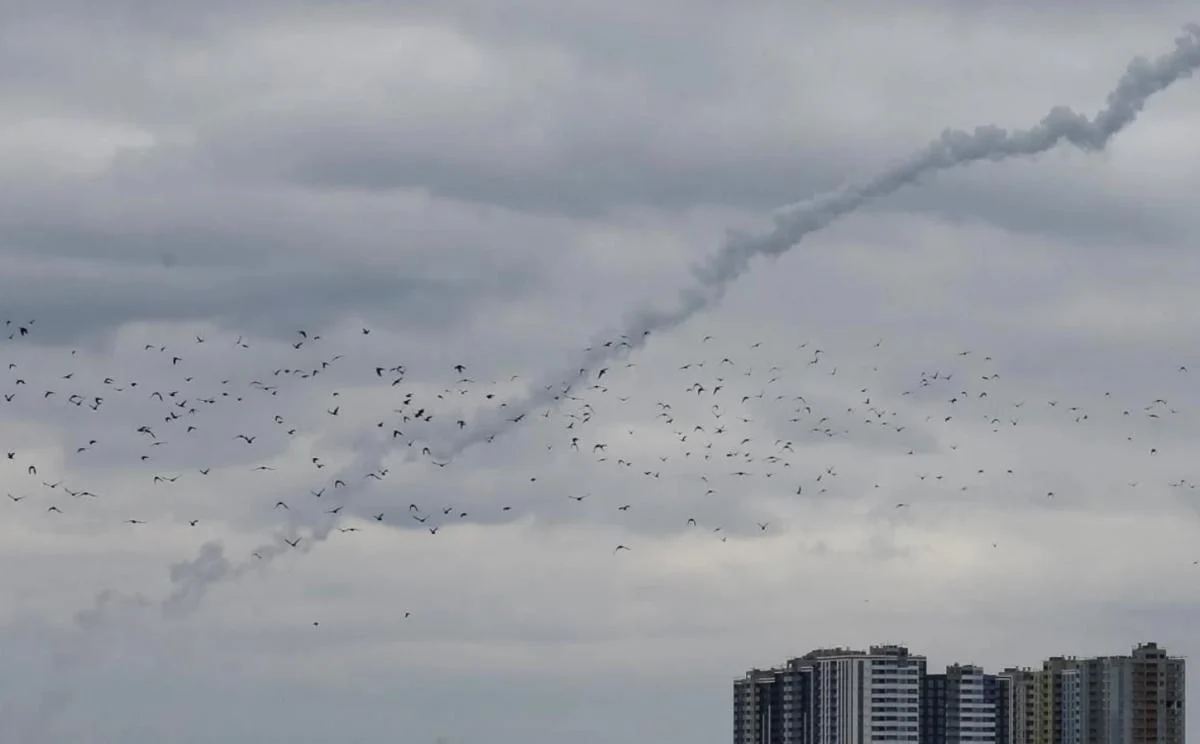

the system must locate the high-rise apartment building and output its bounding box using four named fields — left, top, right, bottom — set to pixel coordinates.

left=924, top=672, right=949, bottom=744
left=922, top=665, right=997, bottom=743
left=735, top=643, right=1183, bottom=744
left=1076, top=642, right=1185, bottom=744
left=812, top=645, right=924, bottom=744
left=947, top=664, right=997, bottom=743
left=734, top=668, right=784, bottom=744
left=733, top=645, right=924, bottom=744
left=1023, top=643, right=1185, bottom=744
left=988, top=674, right=1010, bottom=744
left=1033, top=656, right=1084, bottom=744
left=733, top=659, right=819, bottom=744
left=999, top=668, right=1038, bottom=744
